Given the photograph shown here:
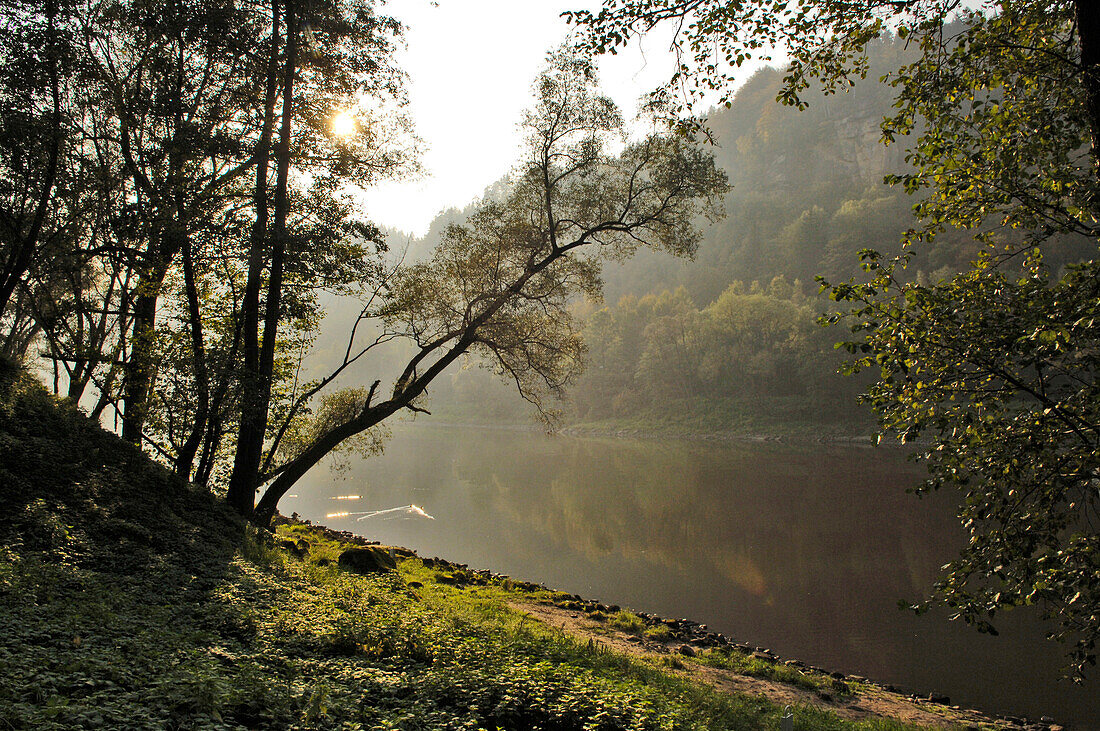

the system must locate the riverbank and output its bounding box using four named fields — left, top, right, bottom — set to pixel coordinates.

left=279, top=516, right=1064, bottom=730
left=412, top=415, right=893, bottom=447
left=0, top=373, right=1061, bottom=729
left=426, top=396, right=884, bottom=444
